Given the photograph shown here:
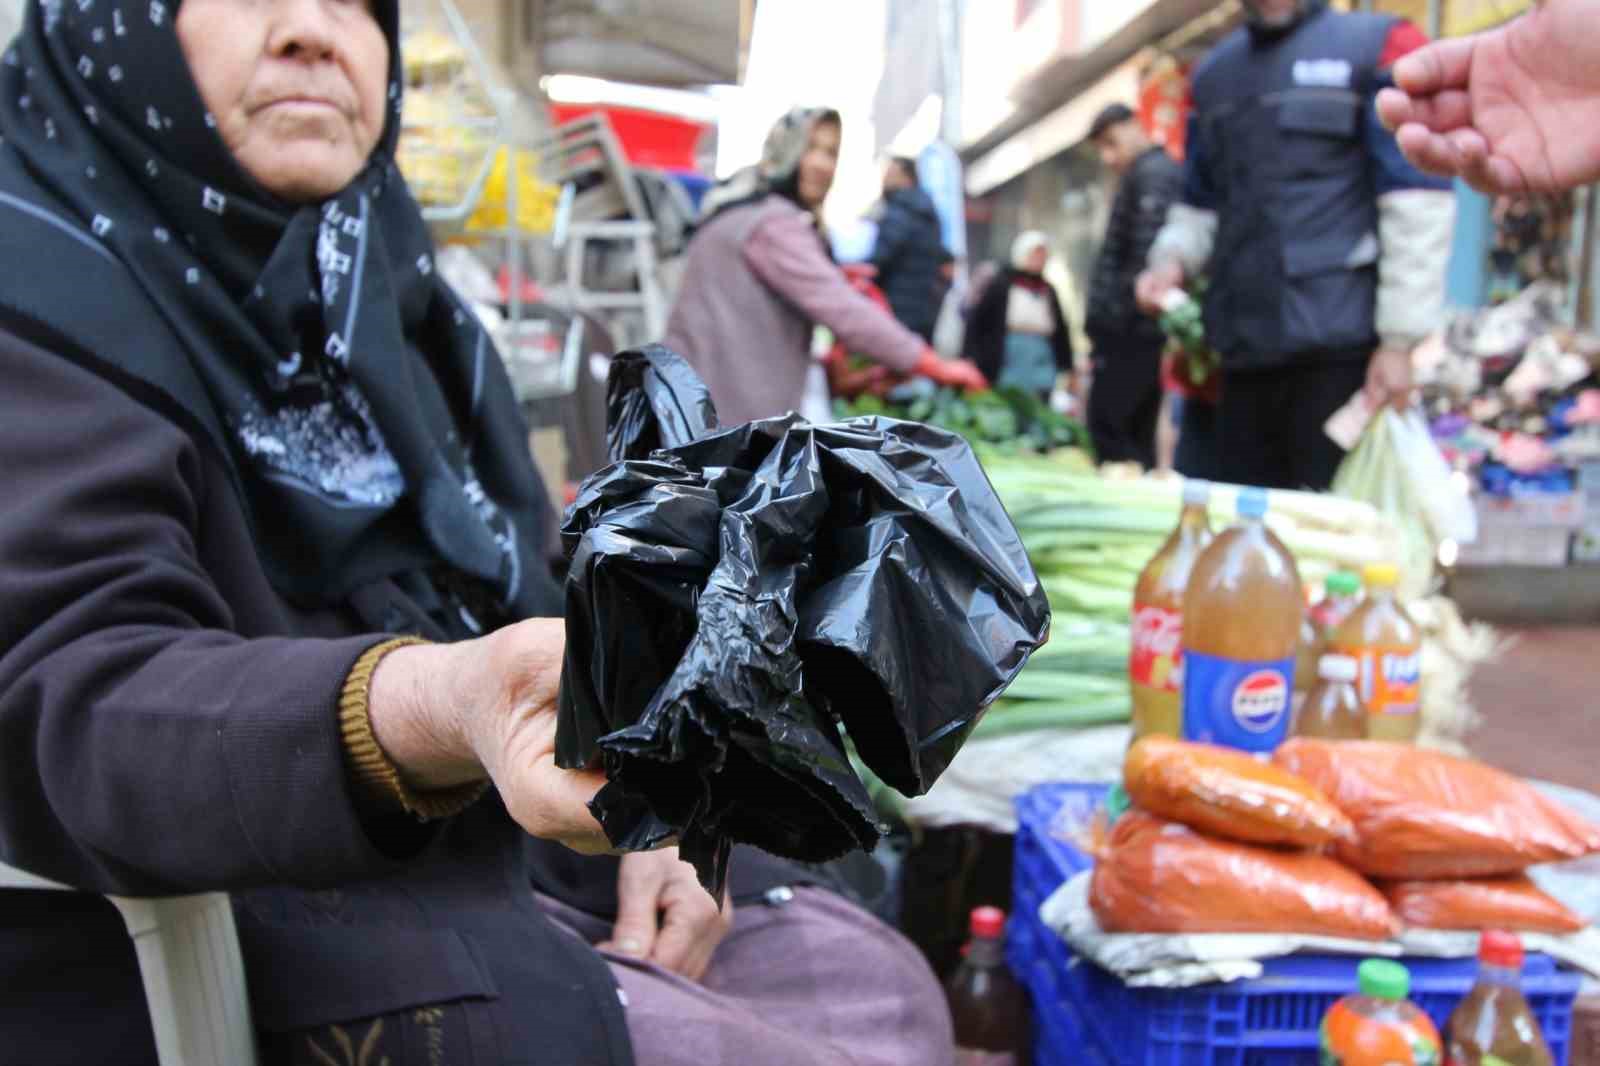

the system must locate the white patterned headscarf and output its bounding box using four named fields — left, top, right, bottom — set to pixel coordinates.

left=697, top=106, right=841, bottom=225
